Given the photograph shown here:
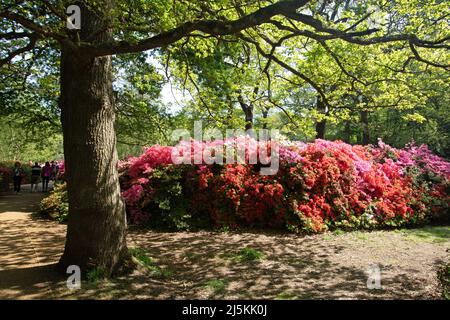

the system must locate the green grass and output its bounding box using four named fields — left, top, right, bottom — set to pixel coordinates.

left=234, top=247, right=264, bottom=262
left=395, top=226, right=450, bottom=243
left=218, top=247, right=264, bottom=264
left=216, top=226, right=231, bottom=233
left=323, top=229, right=346, bottom=241
left=333, top=229, right=346, bottom=236
left=184, top=251, right=200, bottom=260
left=130, top=247, right=174, bottom=279
left=130, top=248, right=154, bottom=266
left=275, top=291, right=298, bottom=300
left=204, top=279, right=228, bottom=294
left=86, top=266, right=107, bottom=283
left=354, top=231, right=369, bottom=241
